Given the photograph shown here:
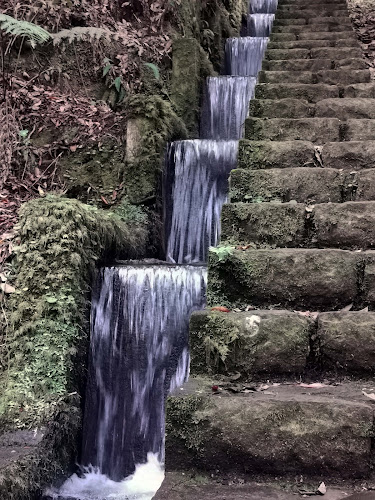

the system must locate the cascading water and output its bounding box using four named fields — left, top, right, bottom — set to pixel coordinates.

left=248, top=14, right=275, bottom=36
left=249, top=0, right=278, bottom=13
left=225, top=37, right=269, bottom=76
left=47, top=0, right=275, bottom=498
left=164, top=140, right=238, bottom=264
left=201, top=77, right=256, bottom=139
